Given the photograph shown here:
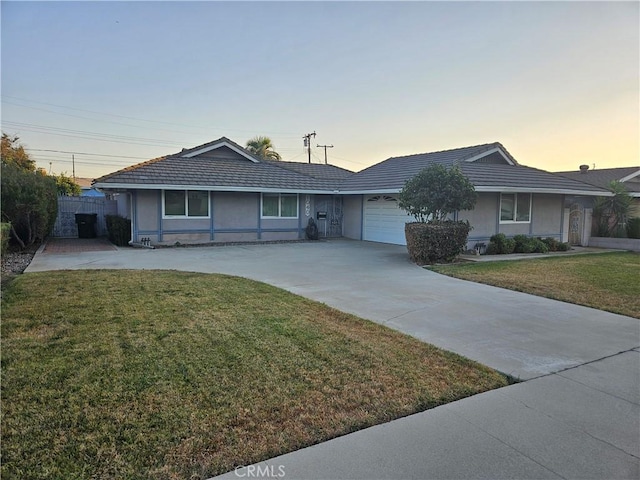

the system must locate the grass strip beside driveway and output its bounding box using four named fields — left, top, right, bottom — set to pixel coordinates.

left=1, top=270, right=508, bottom=480
left=432, top=252, right=640, bottom=319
